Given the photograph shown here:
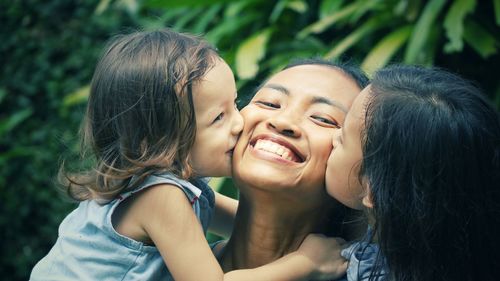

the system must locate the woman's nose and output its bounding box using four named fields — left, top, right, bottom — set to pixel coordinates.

left=267, top=114, right=302, bottom=138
